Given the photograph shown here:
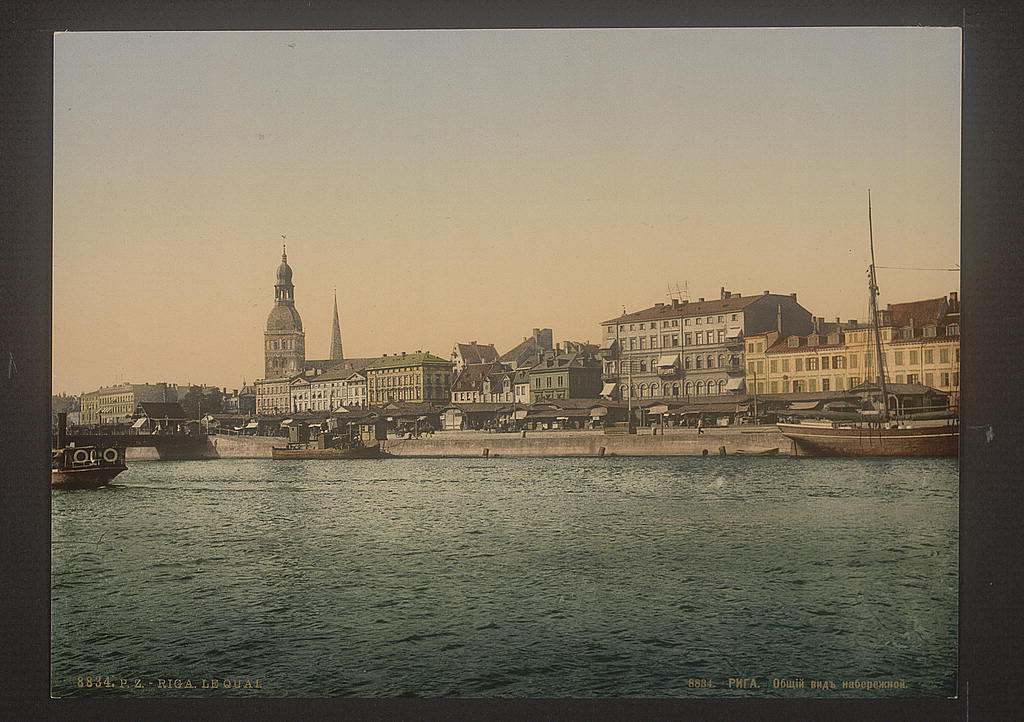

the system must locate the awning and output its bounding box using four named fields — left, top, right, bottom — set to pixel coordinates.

left=417, top=416, right=429, bottom=421
left=244, top=421, right=259, bottom=428
left=726, top=327, right=743, bottom=339
left=648, top=403, right=670, bottom=414
left=281, top=418, right=294, bottom=425
left=556, top=416, right=570, bottom=421
left=725, top=377, right=745, bottom=391
left=657, top=354, right=678, bottom=368
left=600, top=382, right=618, bottom=396
left=789, top=401, right=821, bottom=410
left=514, top=410, right=529, bottom=420
left=590, top=407, right=608, bottom=417
left=131, top=417, right=147, bottom=428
